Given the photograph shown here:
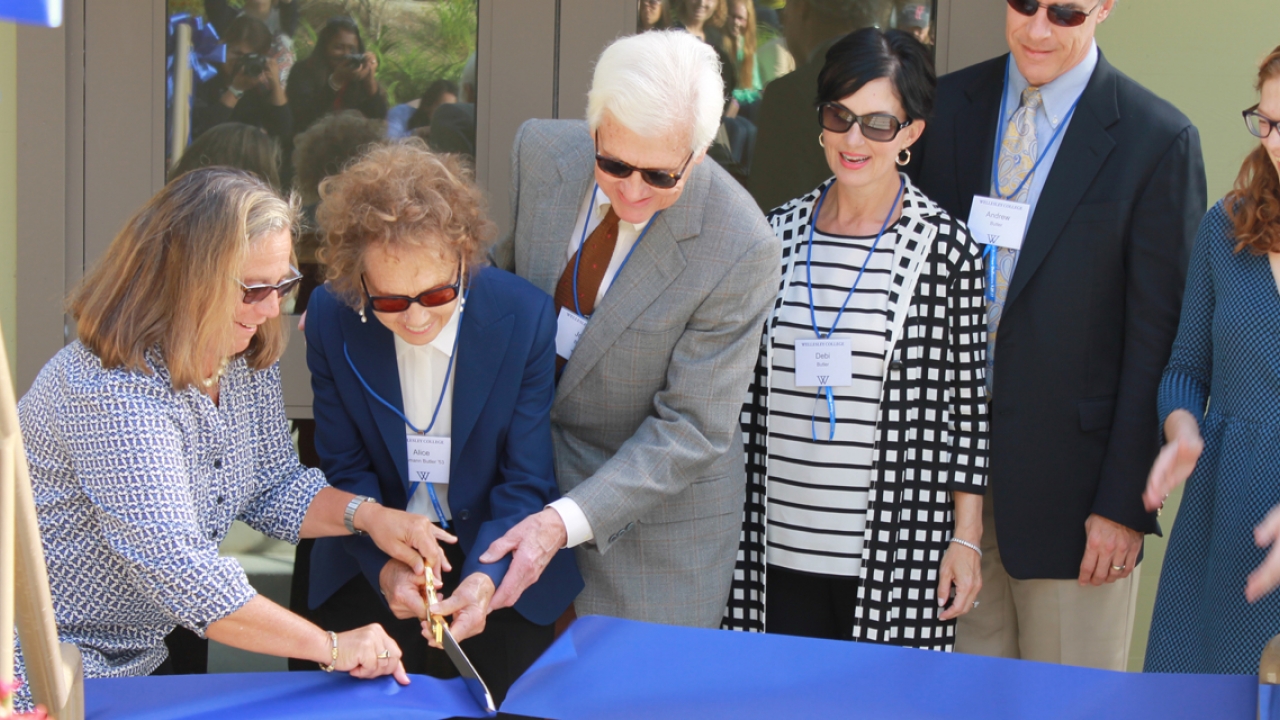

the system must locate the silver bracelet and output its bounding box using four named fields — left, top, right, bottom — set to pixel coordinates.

left=949, top=537, right=983, bottom=557
left=344, top=495, right=374, bottom=536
